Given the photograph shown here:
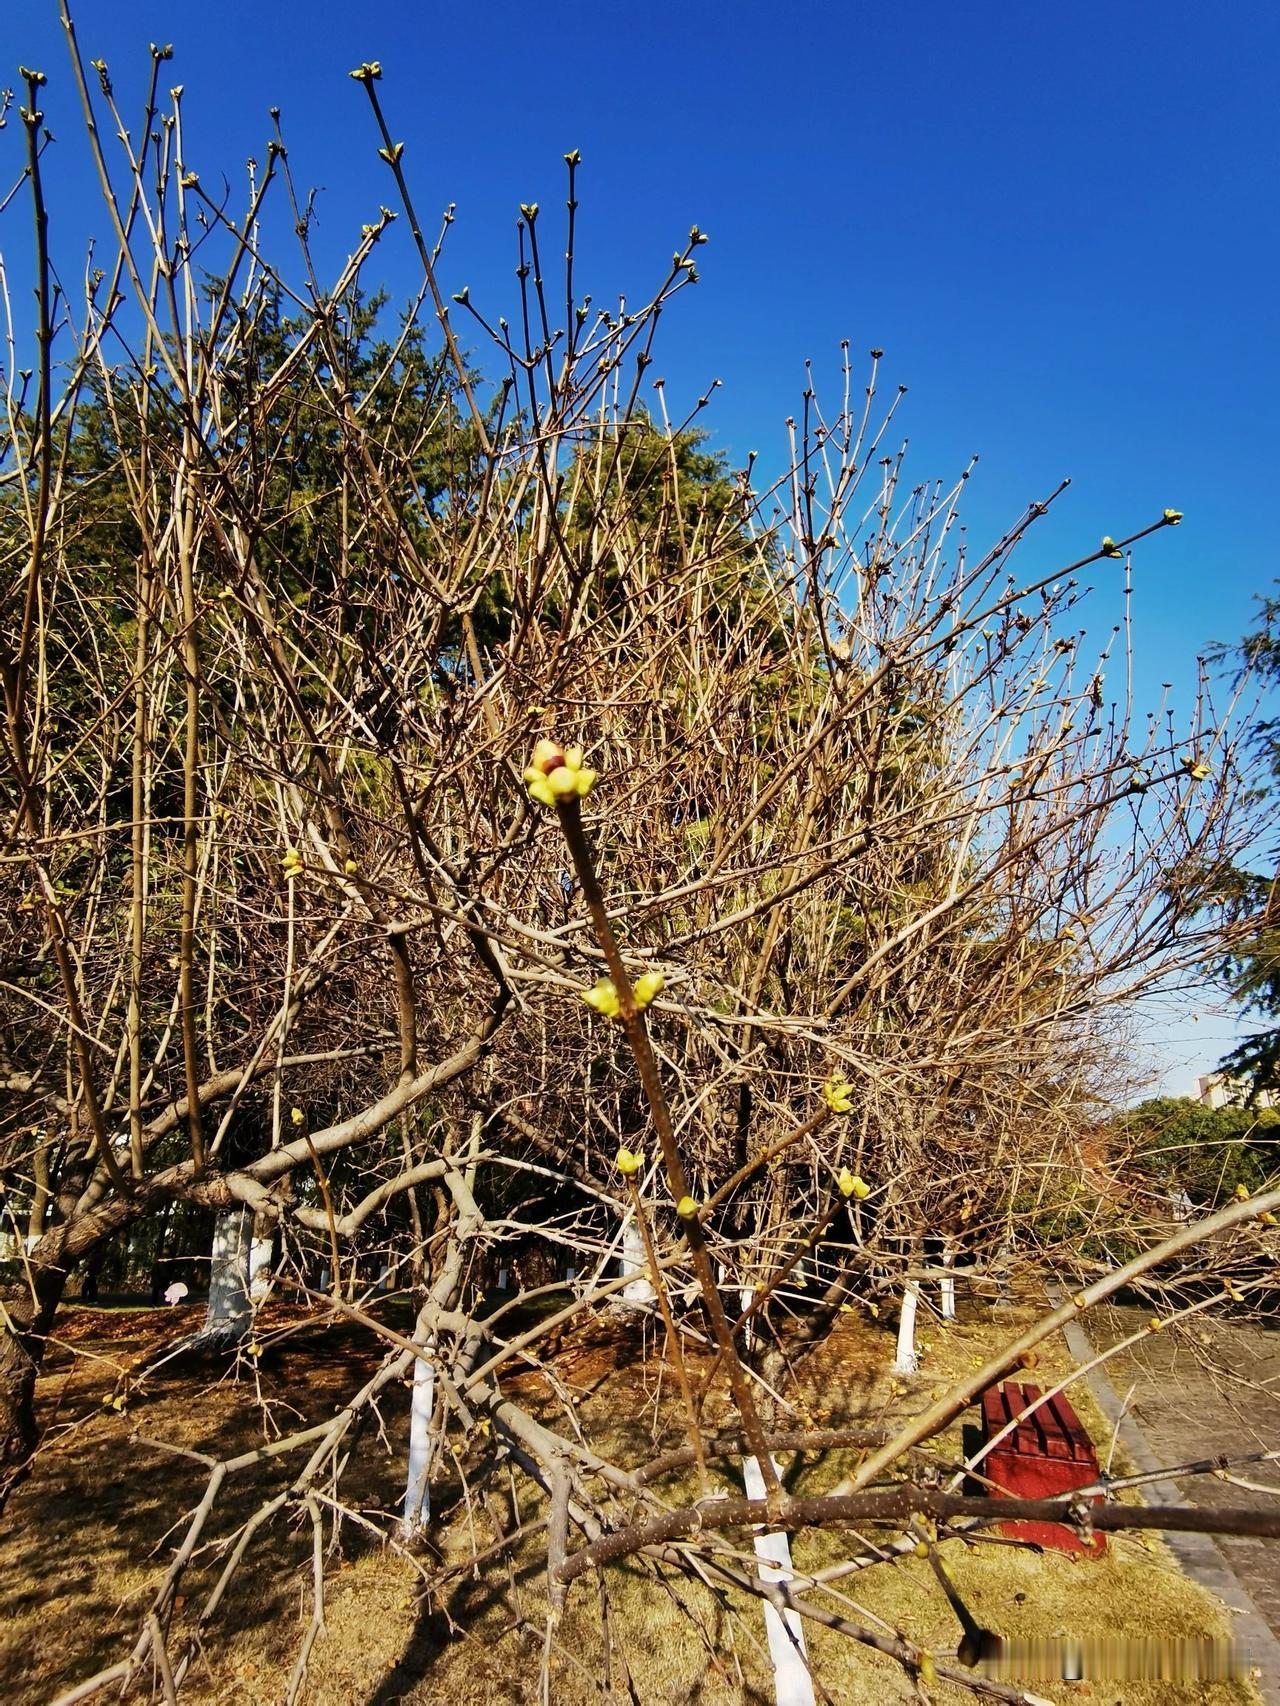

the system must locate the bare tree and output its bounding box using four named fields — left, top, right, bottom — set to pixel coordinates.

left=2, top=23, right=1277, bottom=1702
